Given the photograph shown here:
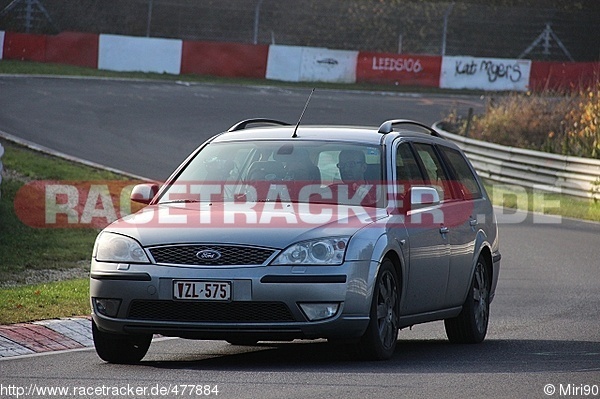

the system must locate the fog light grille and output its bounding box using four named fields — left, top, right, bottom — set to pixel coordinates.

left=128, top=300, right=295, bottom=322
